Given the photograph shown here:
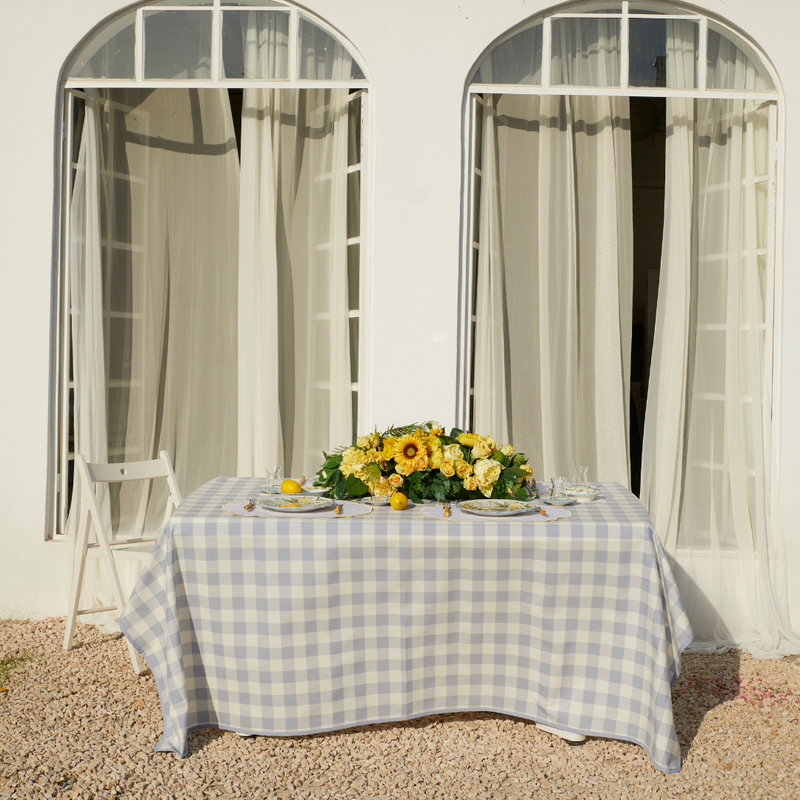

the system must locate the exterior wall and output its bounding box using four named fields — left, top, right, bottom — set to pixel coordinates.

left=1, top=0, right=799, bottom=622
